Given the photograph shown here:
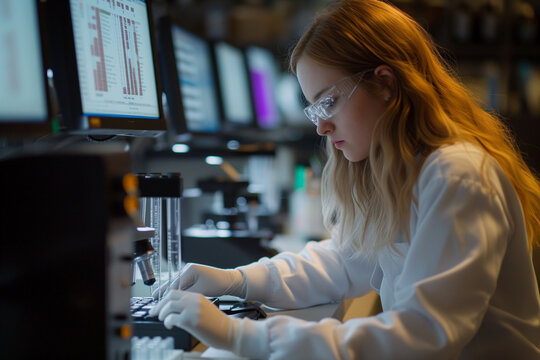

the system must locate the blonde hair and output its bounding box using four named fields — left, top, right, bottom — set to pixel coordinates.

left=290, top=0, right=540, bottom=255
